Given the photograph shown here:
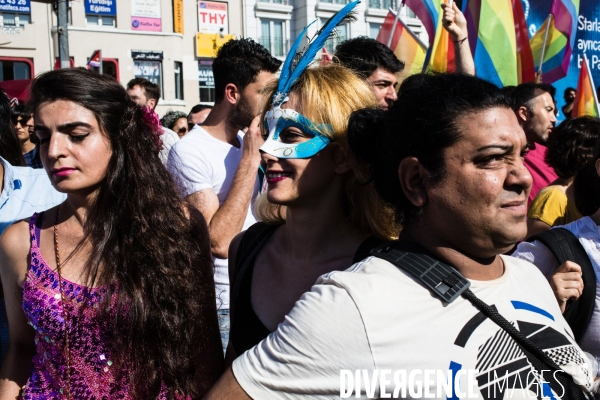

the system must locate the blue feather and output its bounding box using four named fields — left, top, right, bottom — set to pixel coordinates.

left=274, top=0, right=360, bottom=105
left=277, top=21, right=315, bottom=96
